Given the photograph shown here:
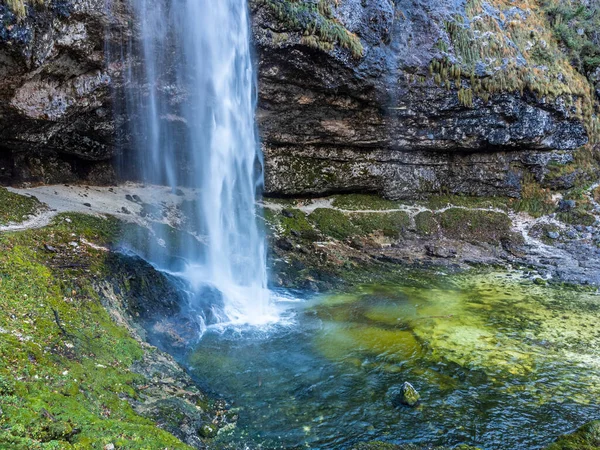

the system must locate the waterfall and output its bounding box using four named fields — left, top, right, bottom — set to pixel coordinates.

left=120, top=0, right=272, bottom=329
